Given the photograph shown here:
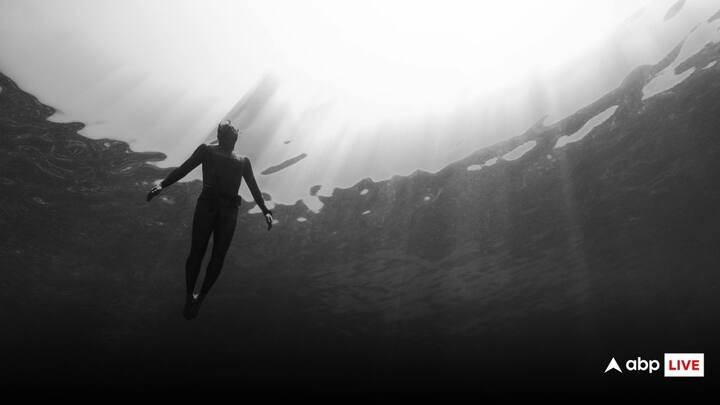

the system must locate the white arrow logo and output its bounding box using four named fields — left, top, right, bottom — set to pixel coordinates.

left=605, top=357, right=622, bottom=373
